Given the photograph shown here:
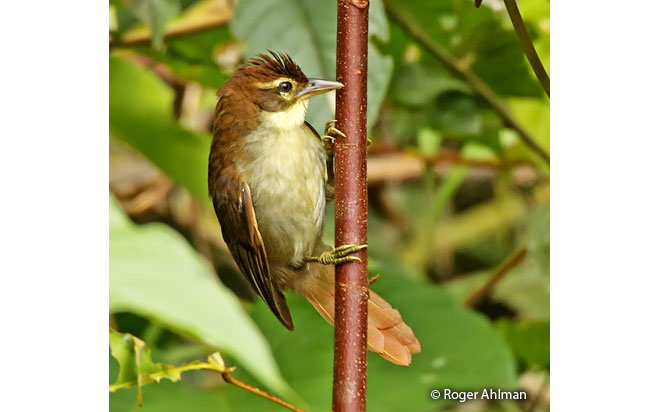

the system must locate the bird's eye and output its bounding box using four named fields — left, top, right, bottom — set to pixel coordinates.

left=278, top=82, right=293, bottom=93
